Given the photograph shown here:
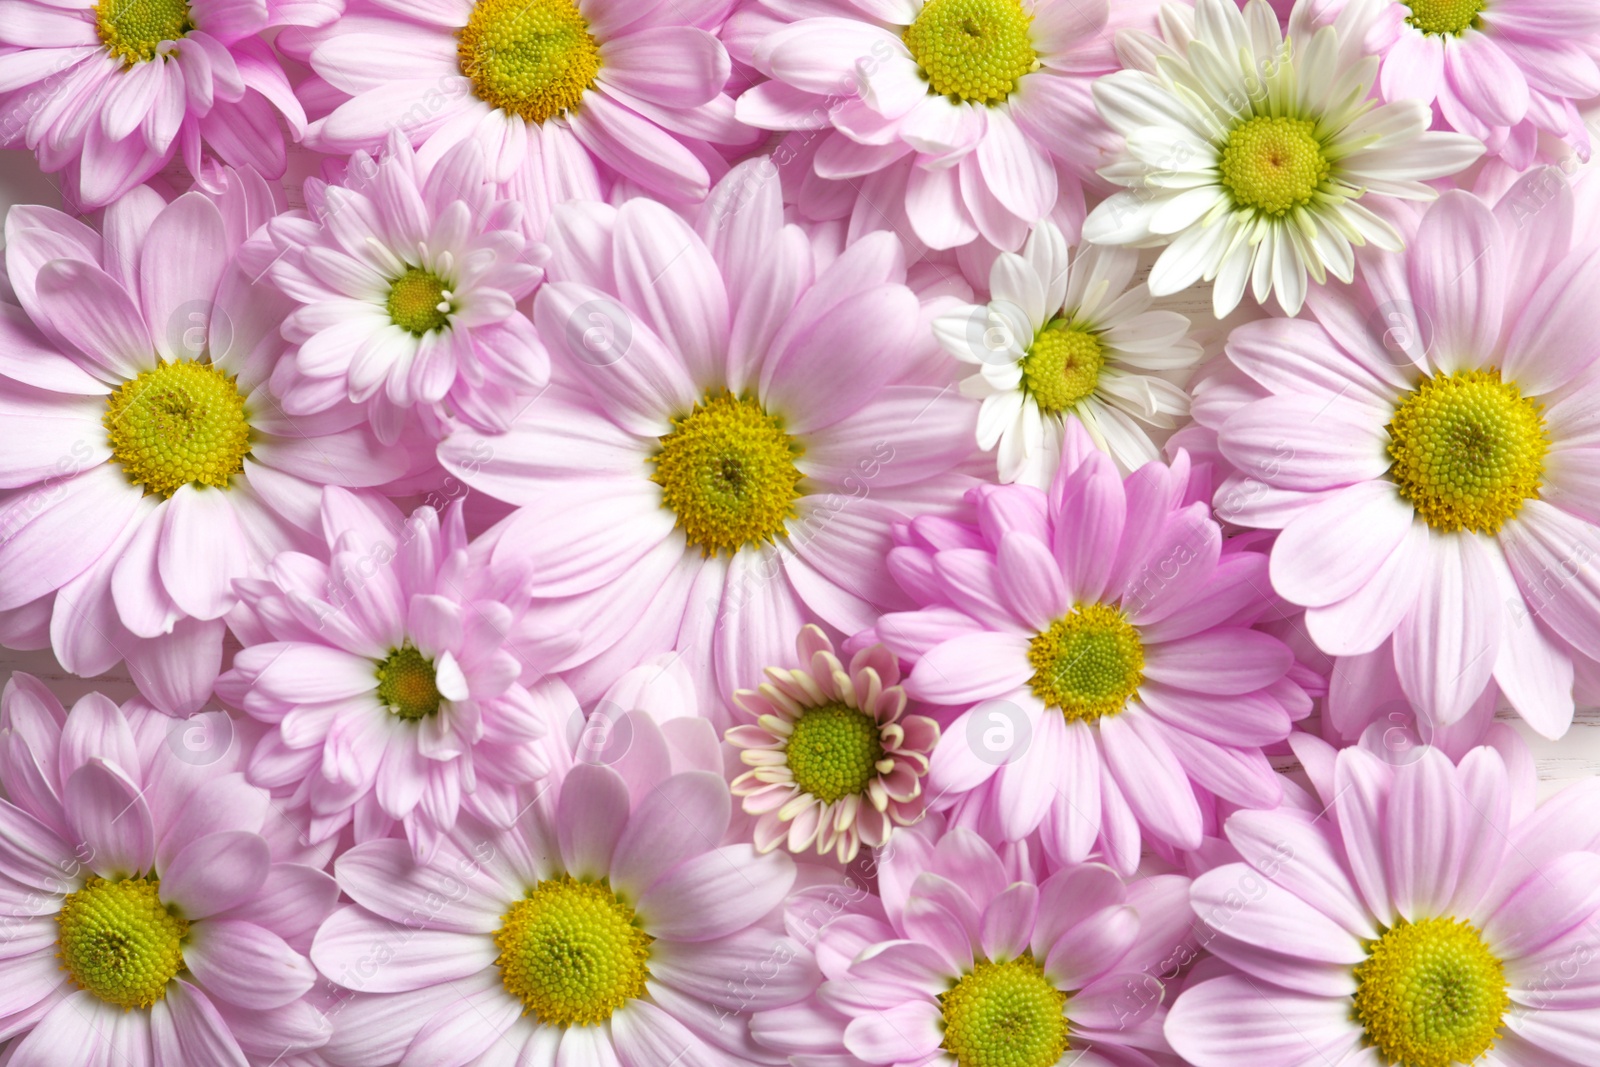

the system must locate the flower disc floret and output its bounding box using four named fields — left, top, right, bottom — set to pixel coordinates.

left=375, top=646, right=443, bottom=721
left=939, top=954, right=1070, bottom=1067
left=1020, top=321, right=1104, bottom=415
left=1385, top=369, right=1548, bottom=535
left=494, top=876, right=653, bottom=1027
left=457, top=0, right=601, bottom=124
left=56, top=876, right=189, bottom=1010
left=650, top=391, right=804, bottom=556
left=784, top=702, right=886, bottom=804
left=903, top=0, right=1039, bottom=106
left=1027, top=603, right=1145, bottom=722
left=95, top=0, right=192, bottom=64
left=1217, top=116, right=1331, bottom=218
left=1352, top=916, right=1509, bottom=1067
left=1404, top=0, right=1484, bottom=36
left=386, top=268, right=453, bottom=335
left=104, top=360, right=251, bottom=498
